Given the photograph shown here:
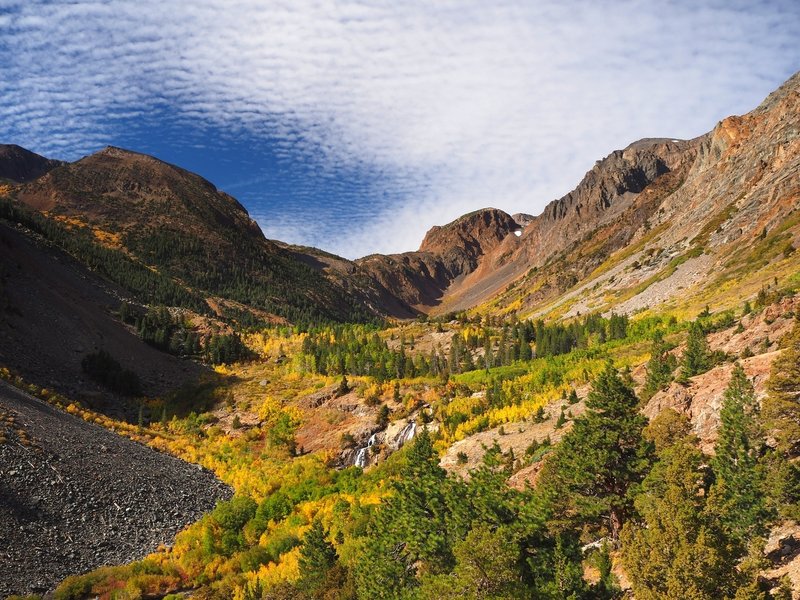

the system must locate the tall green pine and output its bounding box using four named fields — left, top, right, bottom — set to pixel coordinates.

left=539, top=362, right=653, bottom=539
left=642, top=331, right=677, bottom=400
left=678, top=321, right=711, bottom=382
left=708, top=364, right=769, bottom=543
left=298, top=519, right=338, bottom=597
